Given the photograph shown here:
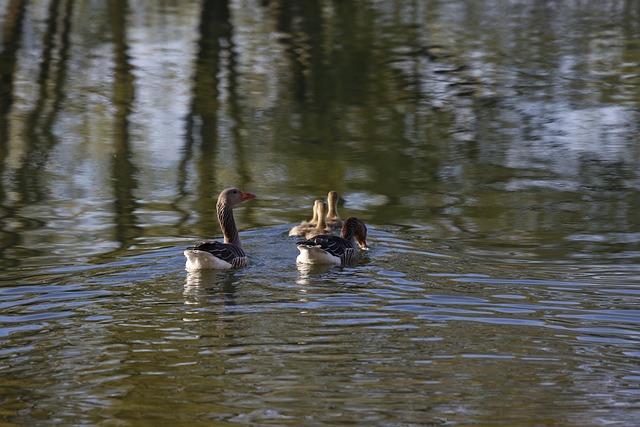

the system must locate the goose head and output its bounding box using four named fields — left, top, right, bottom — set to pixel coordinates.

left=341, top=217, right=368, bottom=249
left=217, top=188, right=256, bottom=208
